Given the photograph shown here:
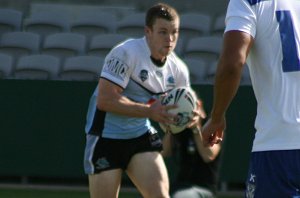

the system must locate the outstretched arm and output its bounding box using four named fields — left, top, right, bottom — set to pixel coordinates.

left=202, top=30, right=253, bottom=146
